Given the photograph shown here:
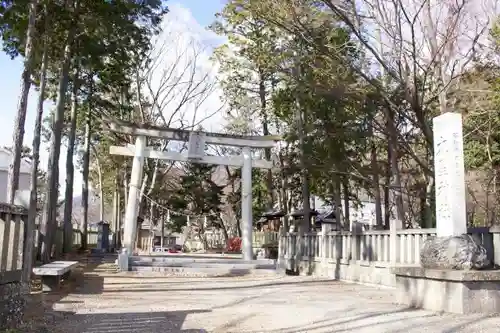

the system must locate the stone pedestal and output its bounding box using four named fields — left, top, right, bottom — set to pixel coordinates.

left=420, top=234, right=490, bottom=270
left=393, top=267, right=500, bottom=314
